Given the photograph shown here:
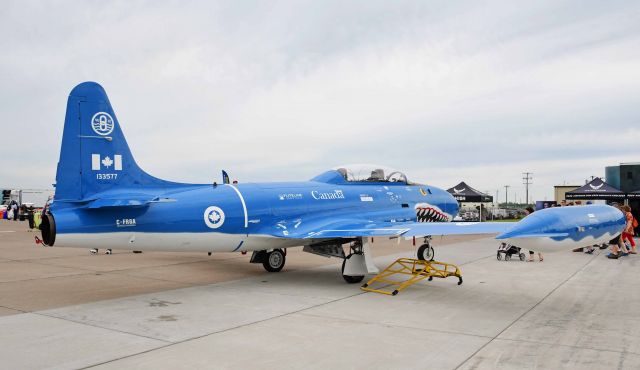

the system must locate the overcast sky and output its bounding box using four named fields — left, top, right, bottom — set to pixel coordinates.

left=1, top=0, right=639, bottom=202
